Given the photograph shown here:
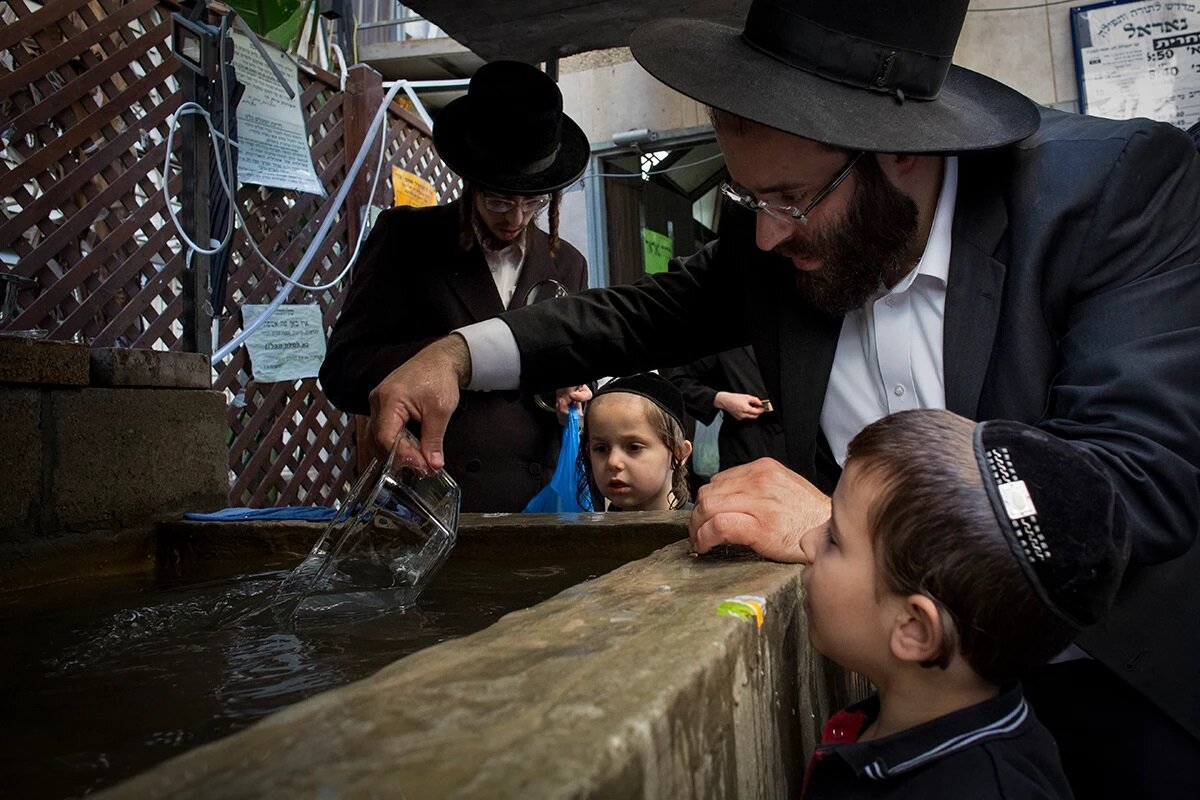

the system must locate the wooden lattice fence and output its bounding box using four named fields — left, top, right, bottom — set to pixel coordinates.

left=1, top=0, right=461, bottom=506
